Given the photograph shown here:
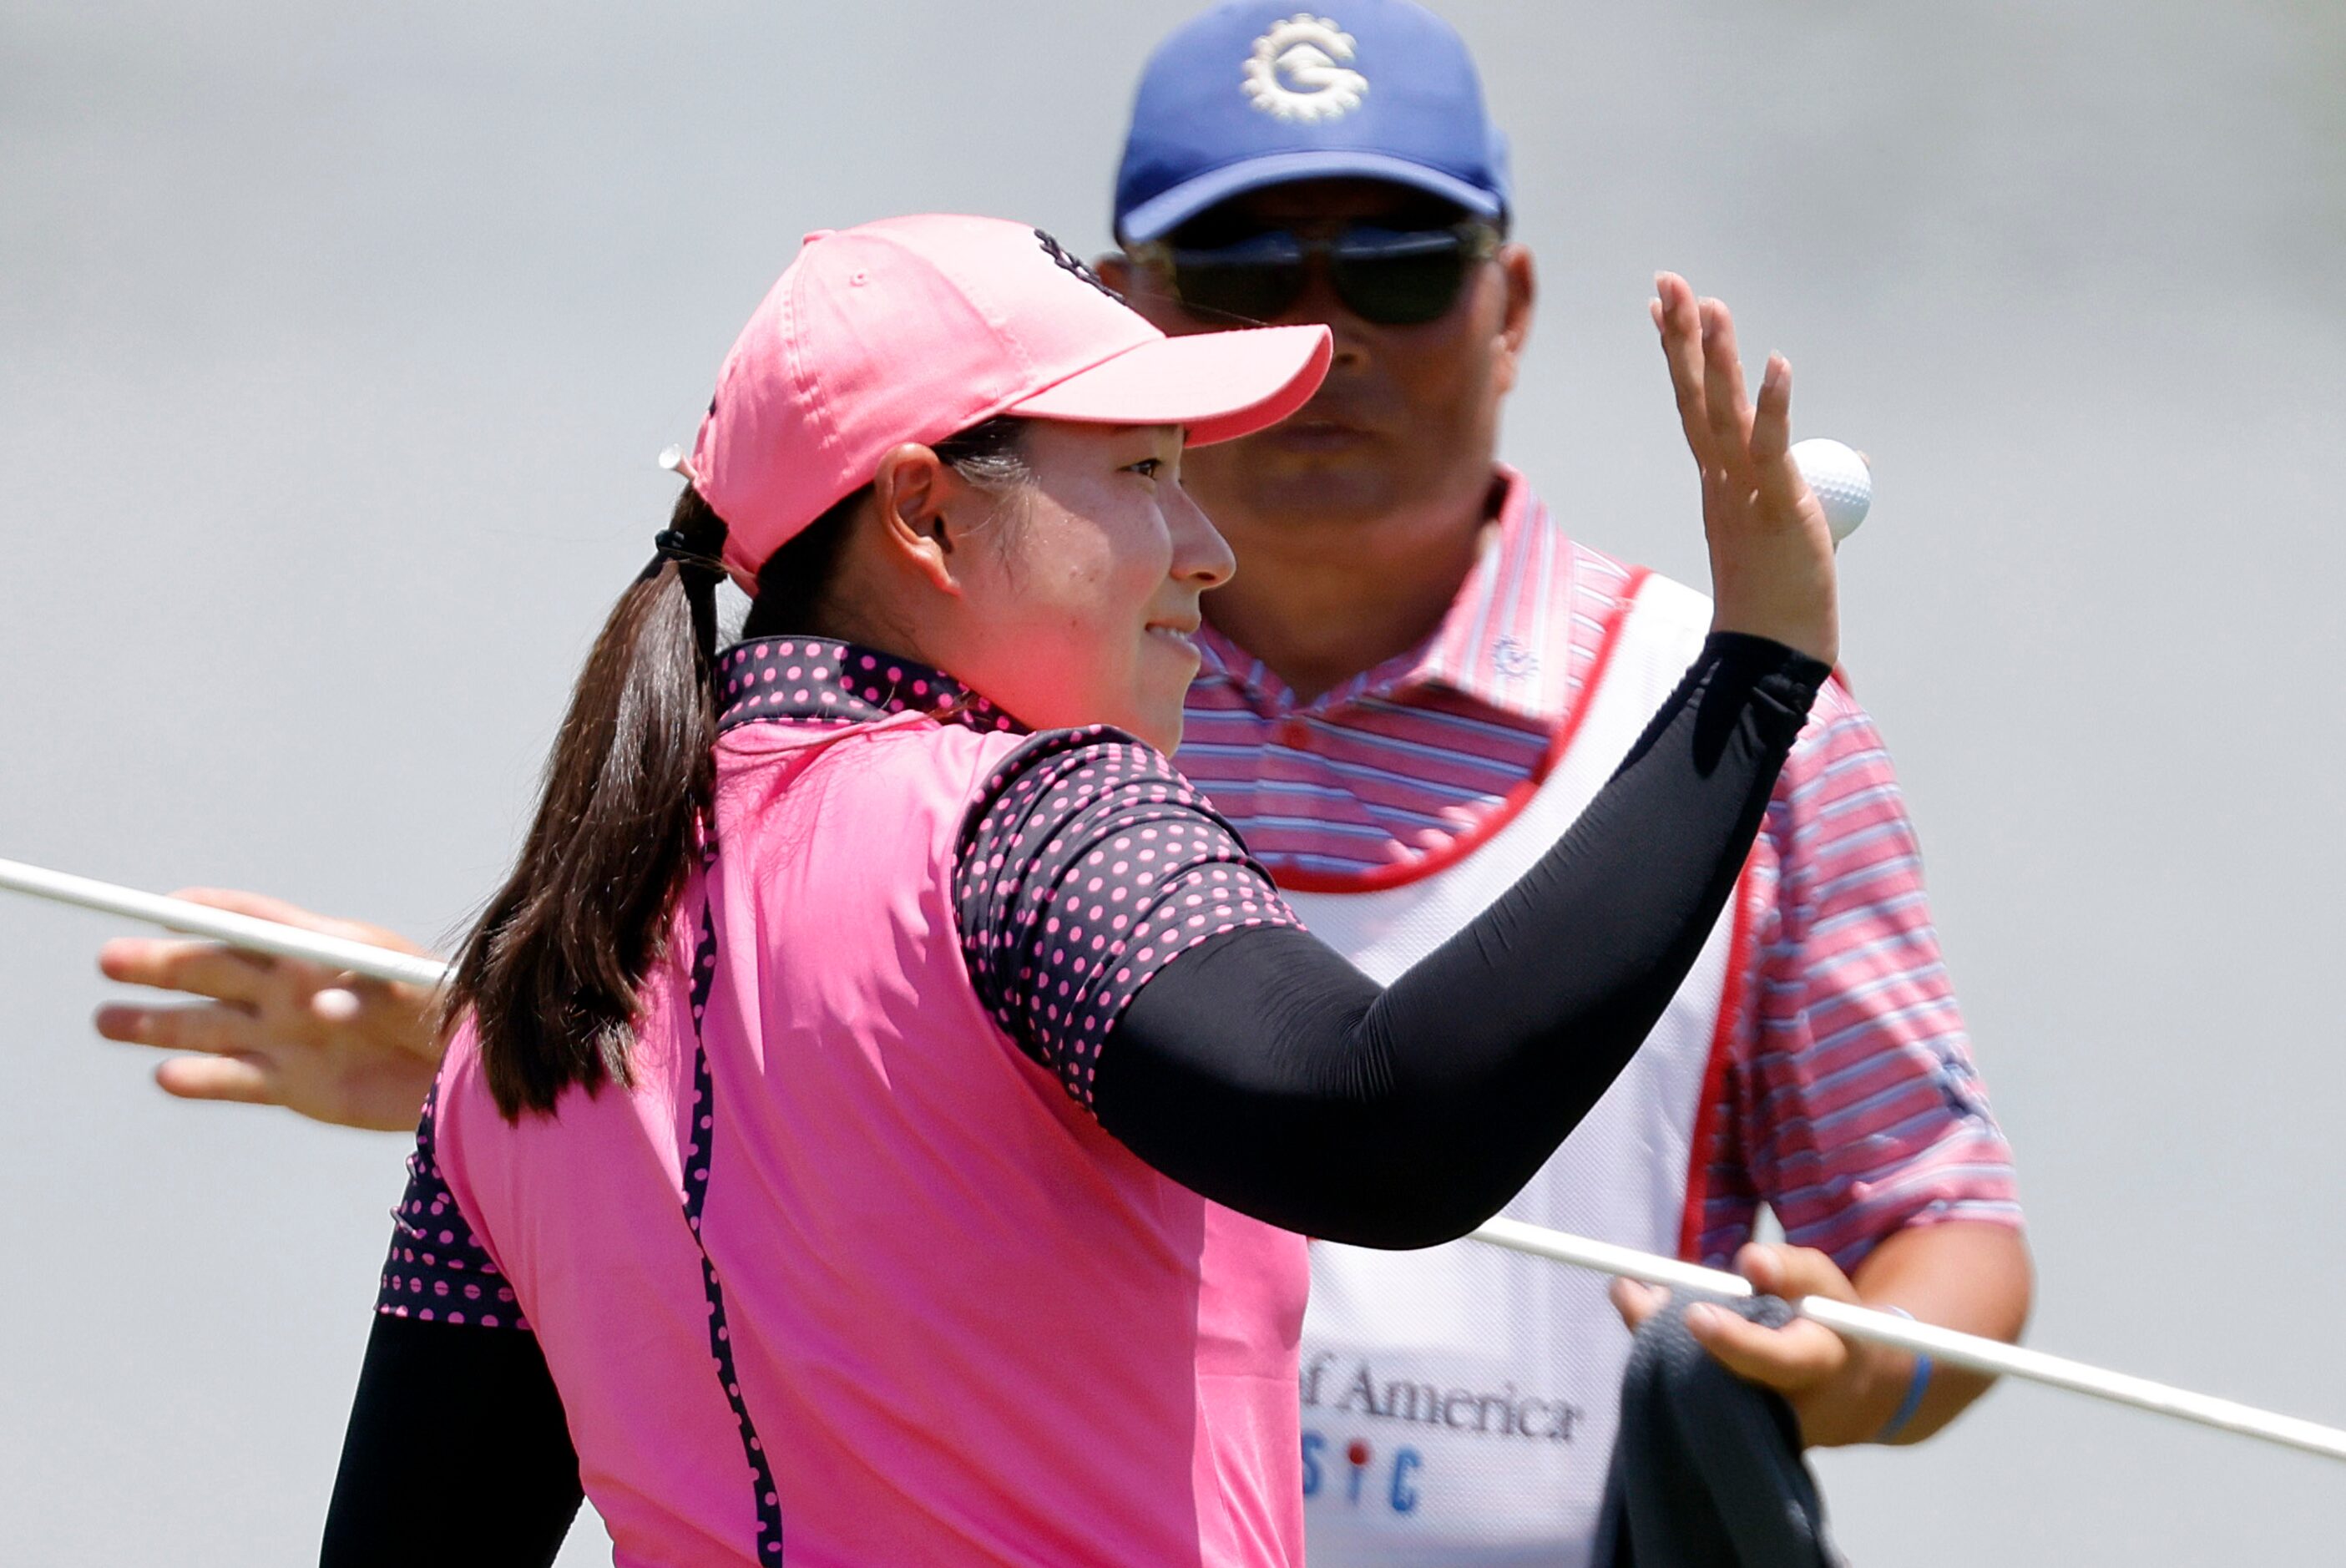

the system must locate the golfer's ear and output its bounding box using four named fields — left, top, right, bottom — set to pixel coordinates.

left=1094, top=253, right=1134, bottom=294
left=870, top=443, right=963, bottom=594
